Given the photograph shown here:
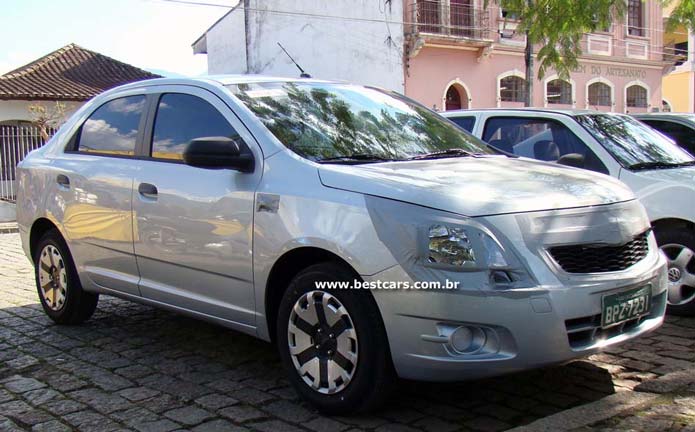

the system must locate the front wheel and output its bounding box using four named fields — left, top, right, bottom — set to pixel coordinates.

left=276, top=263, right=394, bottom=414
left=655, top=227, right=695, bottom=316
left=34, top=229, right=99, bottom=324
